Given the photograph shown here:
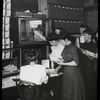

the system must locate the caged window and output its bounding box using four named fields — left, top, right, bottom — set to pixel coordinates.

left=18, top=18, right=46, bottom=44
left=2, top=0, right=12, bottom=59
